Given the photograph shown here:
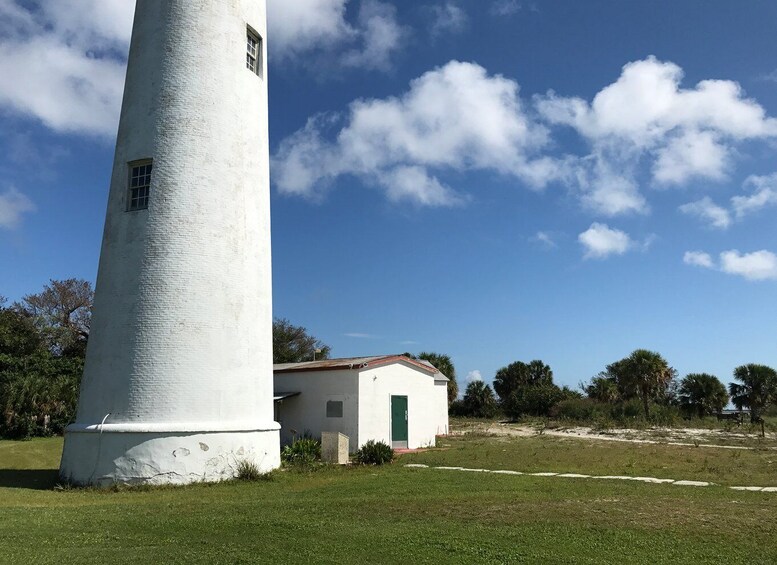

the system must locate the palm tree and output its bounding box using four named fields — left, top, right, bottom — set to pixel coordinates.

left=622, top=349, right=676, bottom=419
left=728, top=364, right=777, bottom=423
left=678, top=373, right=728, bottom=418
left=462, top=380, right=497, bottom=418
left=416, top=352, right=458, bottom=405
